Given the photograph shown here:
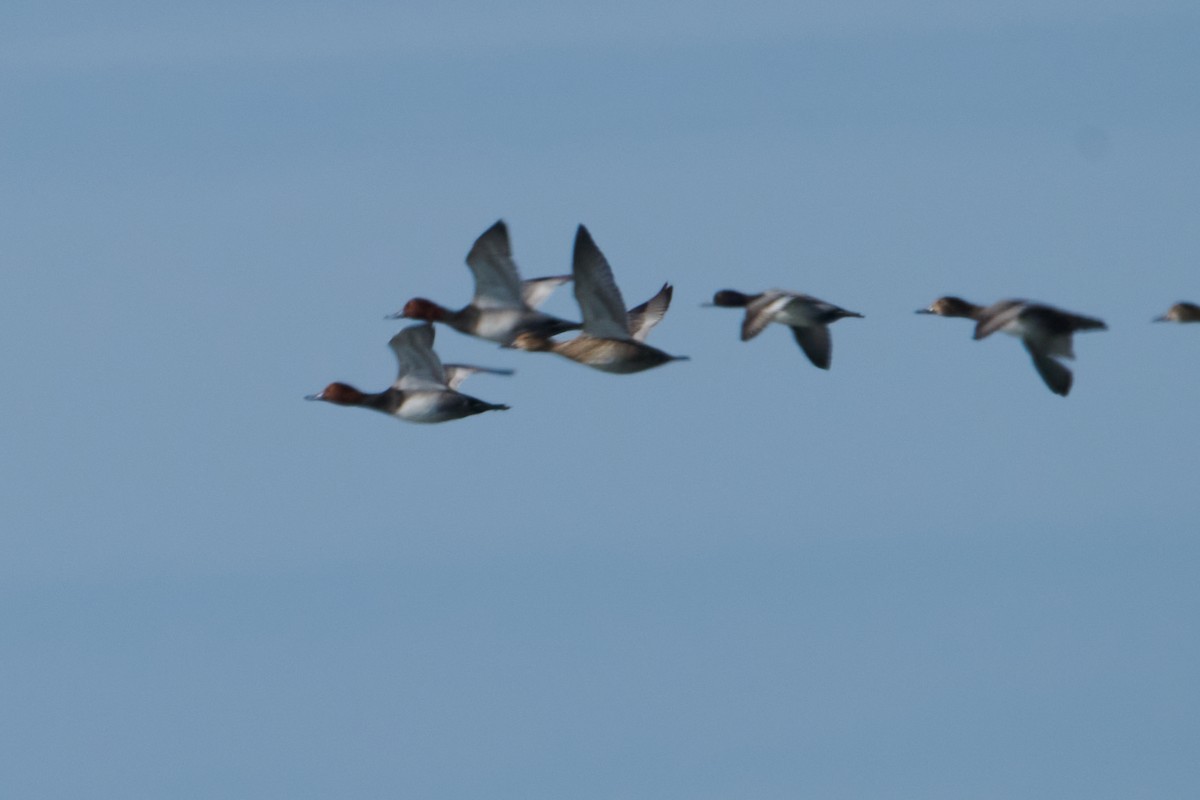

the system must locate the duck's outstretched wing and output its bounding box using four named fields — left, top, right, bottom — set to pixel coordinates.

left=389, top=323, right=449, bottom=390
left=1024, top=342, right=1072, bottom=396
left=741, top=292, right=789, bottom=341
left=465, top=220, right=526, bottom=310
left=973, top=300, right=1026, bottom=340
left=572, top=225, right=632, bottom=340
left=626, top=283, right=673, bottom=342
left=441, top=364, right=515, bottom=391
left=791, top=325, right=833, bottom=370
left=521, top=275, right=571, bottom=309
